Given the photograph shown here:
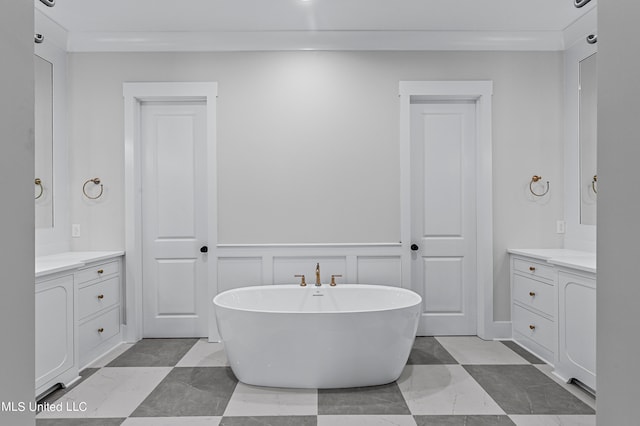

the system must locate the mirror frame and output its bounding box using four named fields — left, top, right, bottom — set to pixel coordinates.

left=564, top=39, right=597, bottom=251
left=579, top=52, right=597, bottom=226
left=34, top=54, right=54, bottom=229
left=34, top=33, right=69, bottom=255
